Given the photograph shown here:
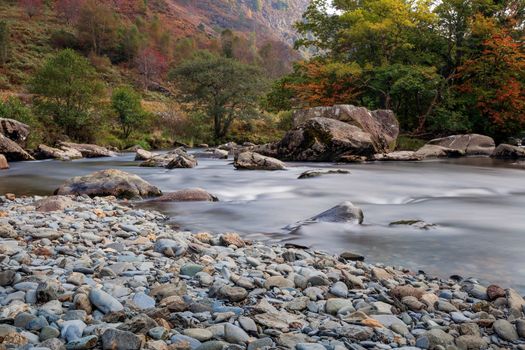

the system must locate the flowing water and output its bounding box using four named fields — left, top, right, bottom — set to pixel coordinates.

left=2, top=153, right=525, bottom=291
